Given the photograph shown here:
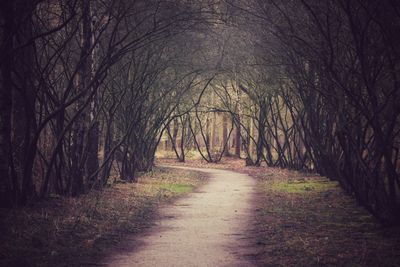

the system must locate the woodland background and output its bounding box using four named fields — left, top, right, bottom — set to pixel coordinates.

left=0, top=0, right=399, bottom=226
